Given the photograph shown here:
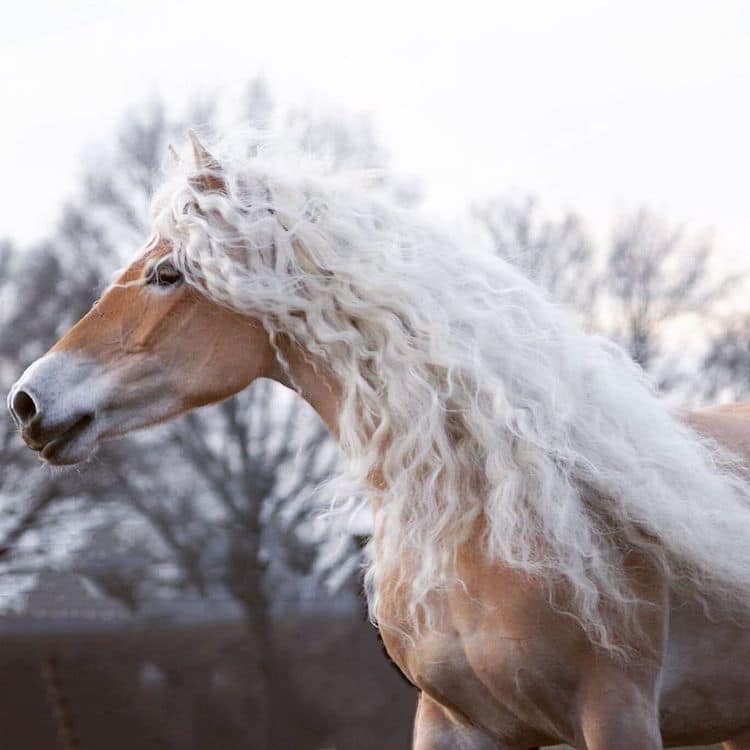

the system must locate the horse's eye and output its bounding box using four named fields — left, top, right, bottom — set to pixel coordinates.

left=147, top=261, right=183, bottom=288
